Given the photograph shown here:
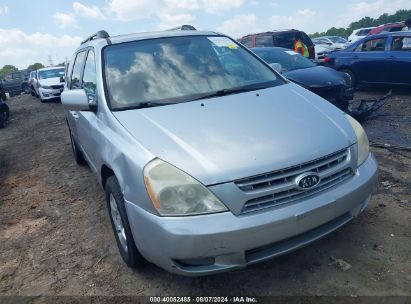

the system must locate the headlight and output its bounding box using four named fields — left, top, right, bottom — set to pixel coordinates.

left=144, top=159, right=228, bottom=216
left=345, top=115, right=370, bottom=166
left=40, top=85, right=52, bottom=89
